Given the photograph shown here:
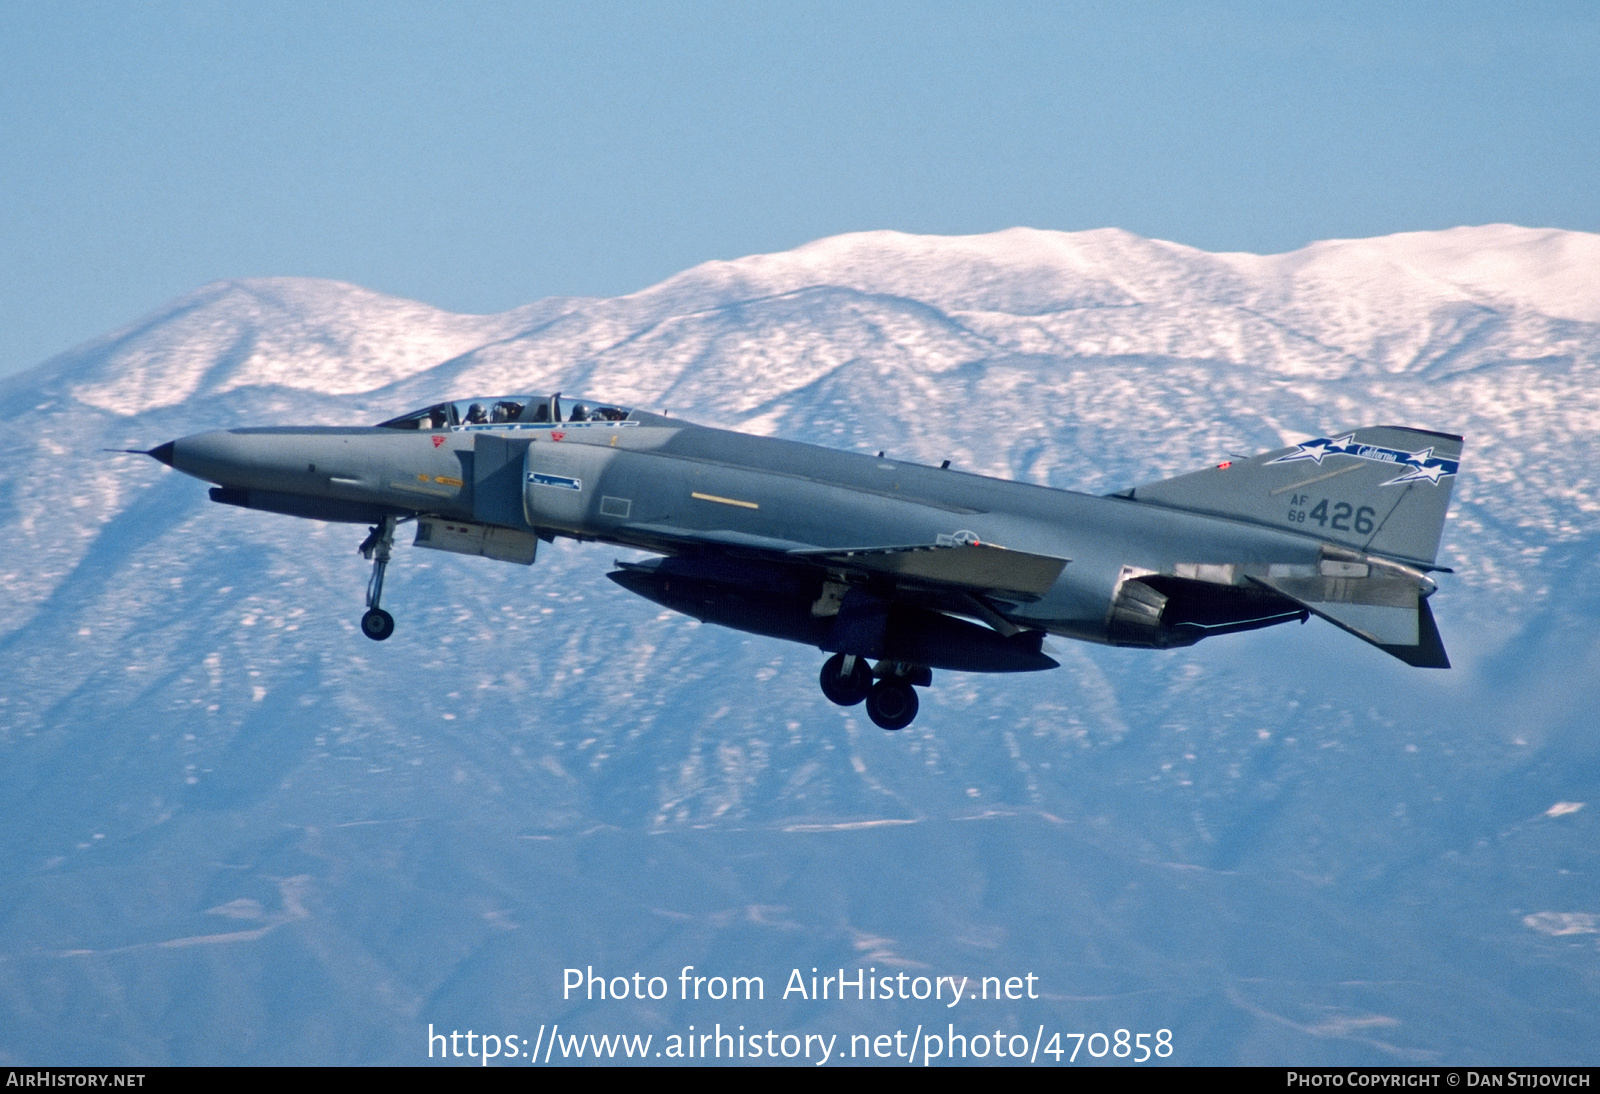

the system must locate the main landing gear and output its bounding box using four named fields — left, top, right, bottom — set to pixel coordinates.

left=358, top=516, right=397, bottom=641
left=819, top=653, right=931, bottom=731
